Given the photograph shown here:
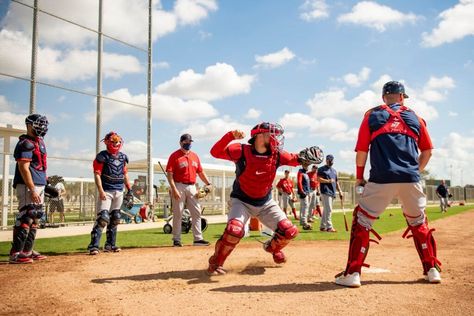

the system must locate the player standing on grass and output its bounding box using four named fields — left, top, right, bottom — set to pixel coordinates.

left=87, top=132, right=131, bottom=255
left=276, top=170, right=298, bottom=219
left=206, top=122, right=323, bottom=275
left=335, top=81, right=442, bottom=287
left=9, top=114, right=49, bottom=264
